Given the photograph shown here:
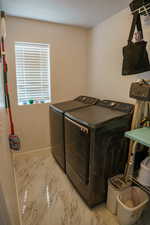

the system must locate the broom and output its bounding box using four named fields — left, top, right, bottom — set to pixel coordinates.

left=1, top=11, right=20, bottom=151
